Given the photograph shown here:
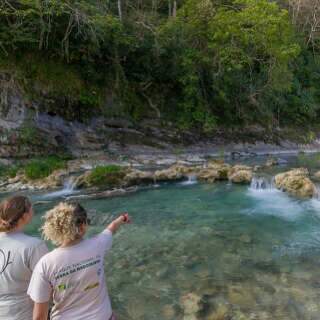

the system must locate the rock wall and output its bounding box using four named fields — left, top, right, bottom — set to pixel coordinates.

left=0, top=71, right=109, bottom=158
